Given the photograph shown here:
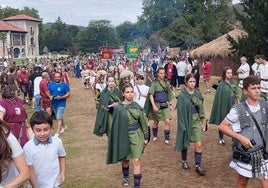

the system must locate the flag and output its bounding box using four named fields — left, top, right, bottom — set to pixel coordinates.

left=126, top=43, right=139, bottom=59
